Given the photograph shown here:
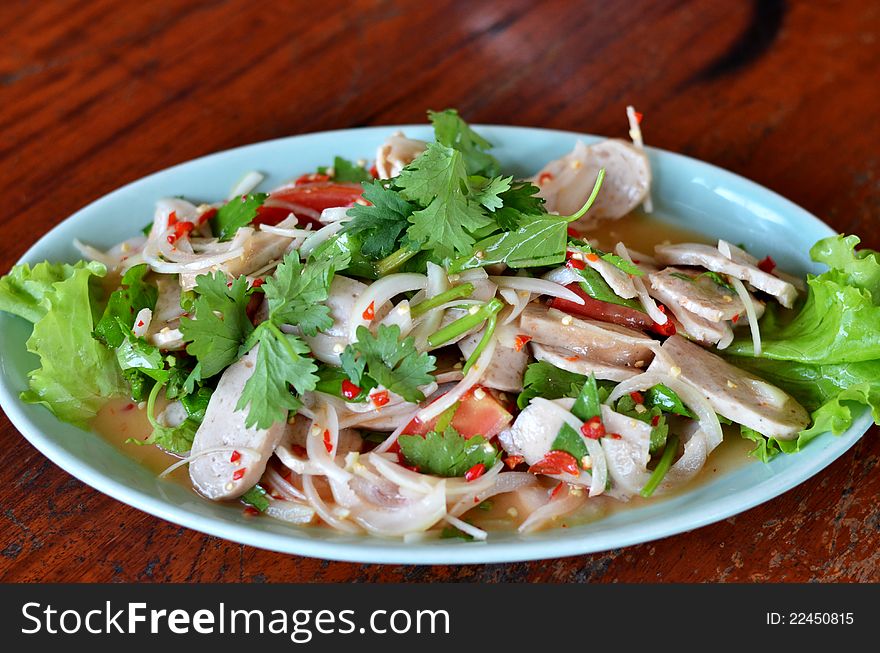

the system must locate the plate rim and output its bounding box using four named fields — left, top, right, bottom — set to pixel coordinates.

left=0, top=123, right=868, bottom=565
